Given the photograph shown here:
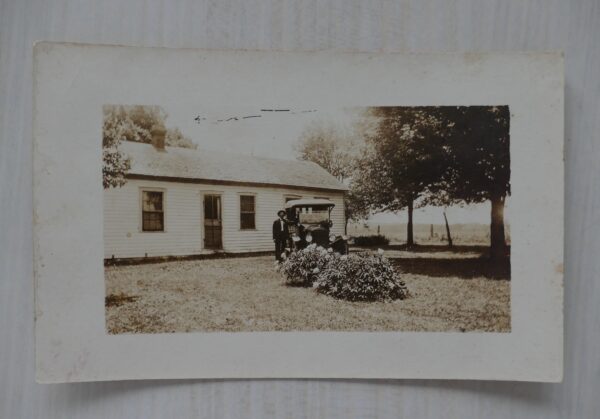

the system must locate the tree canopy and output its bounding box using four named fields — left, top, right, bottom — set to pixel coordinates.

left=429, top=106, right=510, bottom=203
left=102, top=106, right=132, bottom=189
left=433, top=106, right=510, bottom=258
left=354, top=107, right=453, bottom=245
left=102, top=105, right=197, bottom=189
left=294, top=120, right=367, bottom=230
left=294, top=121, right=359, bottom=183
left=353, top=106, right=510, bottom=255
